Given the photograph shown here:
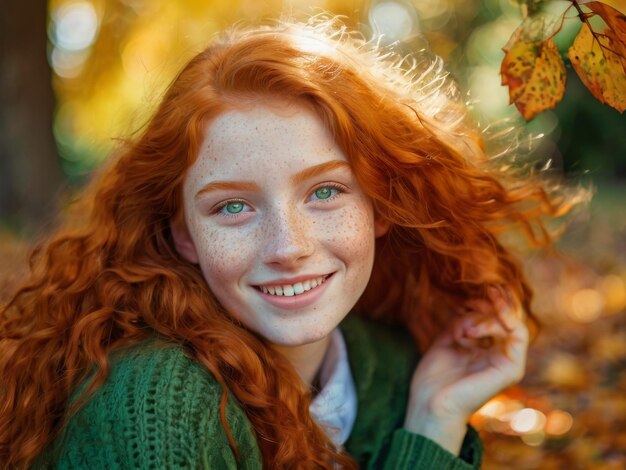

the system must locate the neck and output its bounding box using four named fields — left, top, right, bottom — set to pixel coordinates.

left=270, top=334, right=332, bottom=386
